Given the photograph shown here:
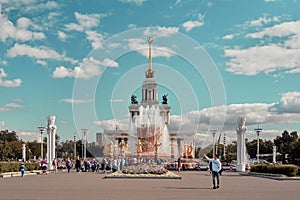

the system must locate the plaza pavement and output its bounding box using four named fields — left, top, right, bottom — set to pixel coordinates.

left=0, top=171, right=299, bottom=200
